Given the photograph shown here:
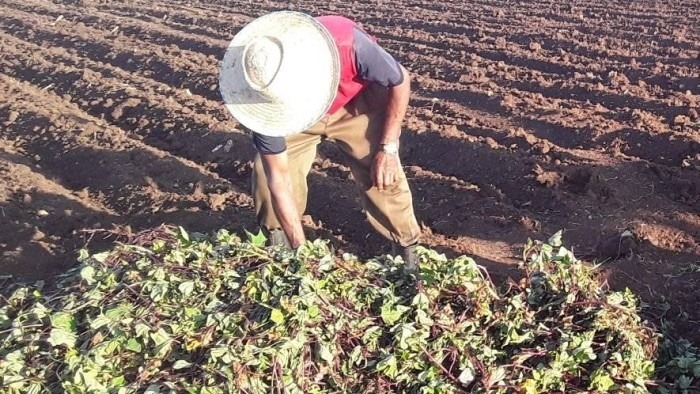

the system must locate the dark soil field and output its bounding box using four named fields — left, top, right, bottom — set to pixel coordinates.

left=1, top=0, right=698, bottom=339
